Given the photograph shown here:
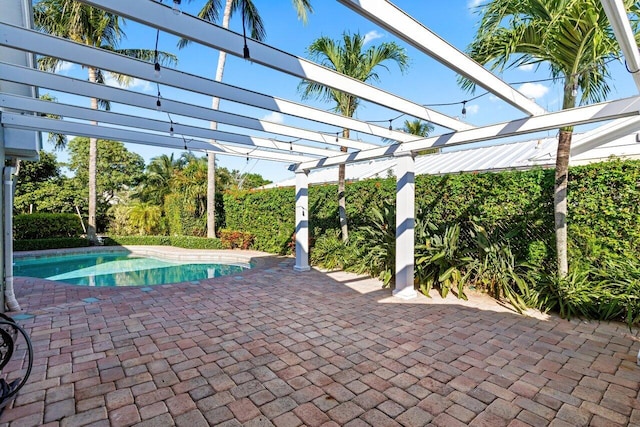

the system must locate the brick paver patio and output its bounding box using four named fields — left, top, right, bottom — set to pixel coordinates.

left=1, top=252, right=639, bottom=426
